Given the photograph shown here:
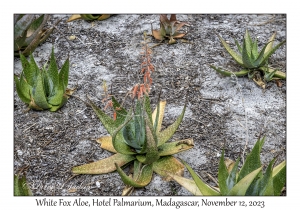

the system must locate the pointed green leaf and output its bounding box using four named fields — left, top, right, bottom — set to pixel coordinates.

left=136, top=117, right=159, bottom=164
left=272, top=160, right=286, bottom=195
left=111, top=110, right=137, bottom=155
left=167, top=173, right=202, bottom=195
left=258, top=159, right=275, bottom=195
left=20, top=53, right=36, bottom=87
left=144, top=95, right=153, bottom=125
left=152, top=100, right=166, bottom=134
left=228, top=167, right=262, bottom=195
left=14, top=74, right=31, bottom=104
left=254, top=40, right=286, bottom=67
left=245, top=177, right=261, bottom=195
left=59, top=56, right=69, bottom=93
left=218, top=150, right=229, bottom=195
left=264, top=32, right=276, bottom=56
left=72, top=153, right=135, bottom=174
left=264, top=68, right=277, bottom=82
left=238, top=137, right=265, bottom=182
left=182, top=160, right=220, bottom=195
left=226, top=158, right=240, bottom=191
left=14, top=174, right=33, bottom=196
left=210, top=65, right=249, bottom=77
left=47, top=48, right=62, bottom=105
left=259, top=66, right=286, bottom=79
left=32, top=71, right=51, bottom=109
left=157, top=103, right=186, bottom=146
left=251, top=38, right=259, bottom=60
left=133, top=160, right=142, bottom=180
left=153, top=98, right=161, bottom=133
left=234, top=39, right=242, bottom=54
left=242, top=37, right=255, bottom=68
left=244, top=29, right=253, bottom=57
left=115, top=162, right=153, bottom=187
left=153, top=156, right=184, bottom=179
left=218, top=34, right=243, bottom=66
left=112, top=126, right=136, bottom=155
left=157, top=138, right=194, bottom=156
left=87, top=97, right=119, bottom=135
left=49, top=94, right=68, bottom=112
